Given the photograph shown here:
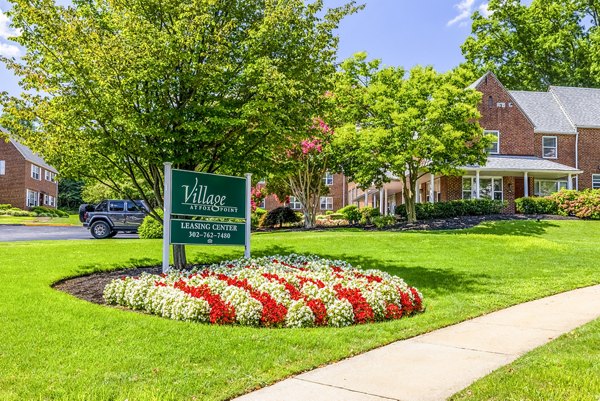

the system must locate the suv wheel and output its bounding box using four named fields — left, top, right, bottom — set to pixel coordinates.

left=91, top=221, right=111, bottom=239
